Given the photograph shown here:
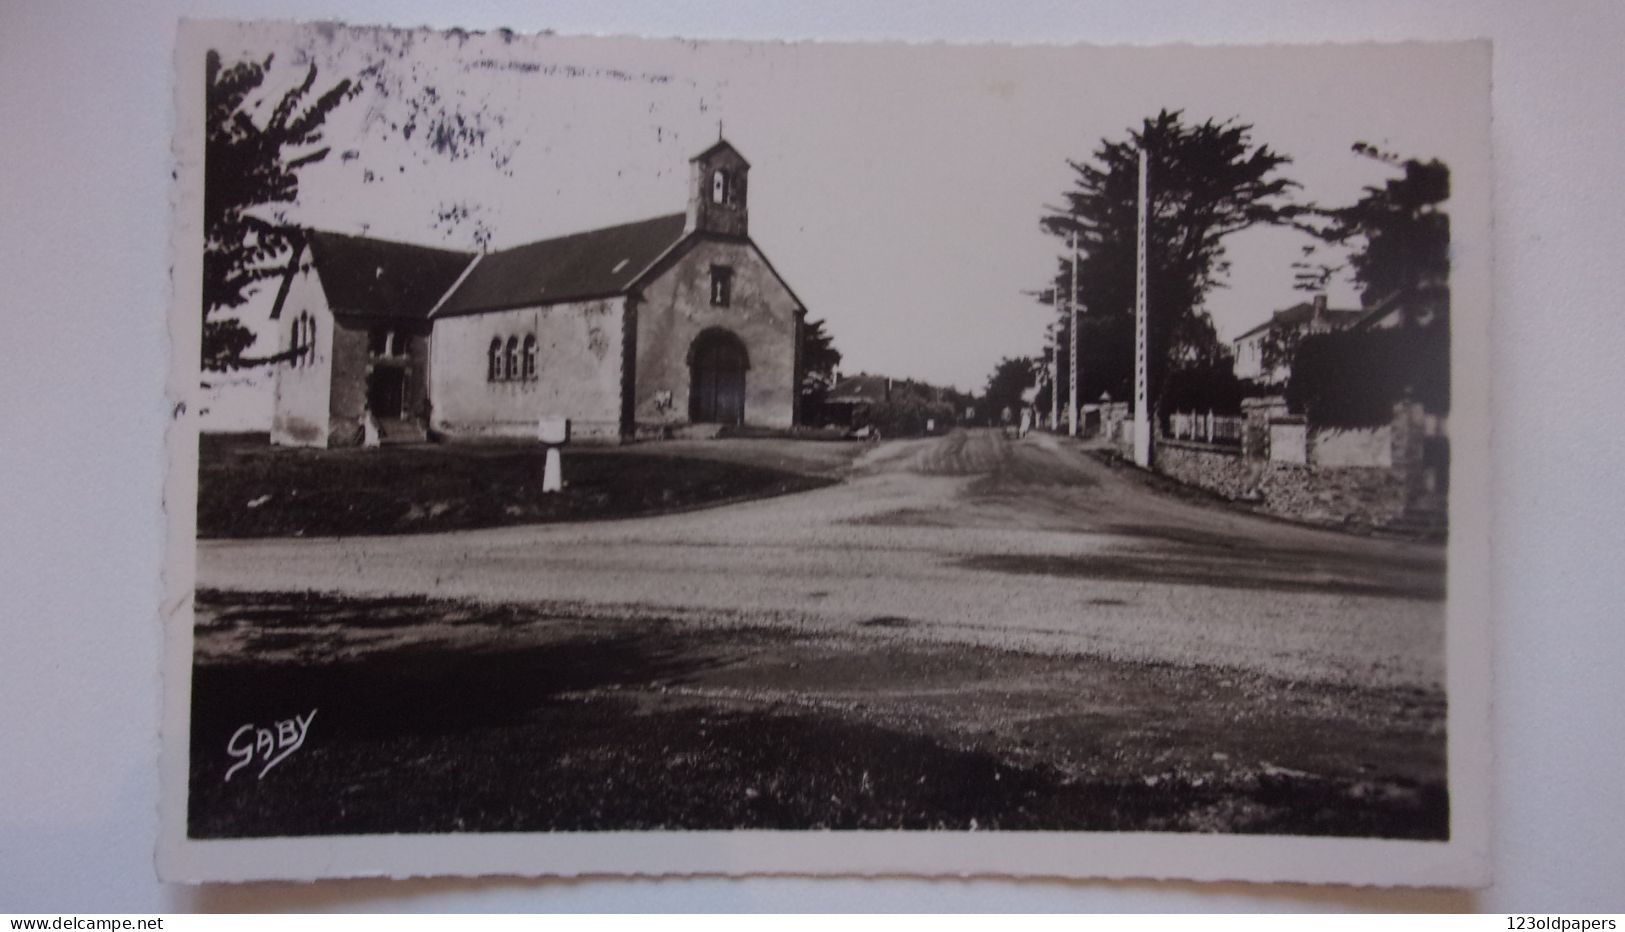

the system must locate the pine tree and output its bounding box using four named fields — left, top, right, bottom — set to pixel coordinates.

left=1039, top=110, right=1309, bottom=410
left=202, top=50, right=354, bottom=371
